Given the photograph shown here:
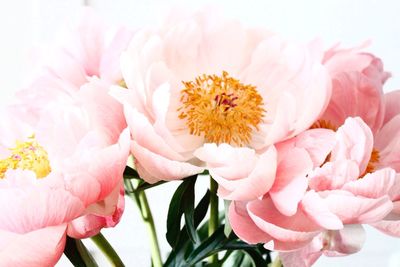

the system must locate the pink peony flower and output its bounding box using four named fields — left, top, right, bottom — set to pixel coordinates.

left=0, top=89, right=130, bottom=265
left=111, top=9, right=331, bottom=193
left=229, top=117, right=395, bottom=254
left=317, top=43, right=390, bottom=133
left=12, top=7, right=132, bottom=126
left=33, top=7, right=133, bottom=88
